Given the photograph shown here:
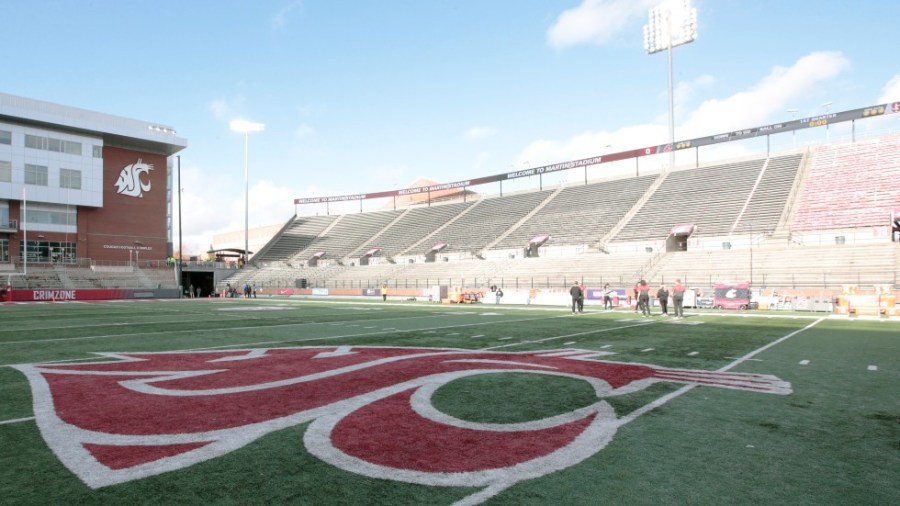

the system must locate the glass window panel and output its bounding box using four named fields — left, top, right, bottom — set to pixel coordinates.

left=60, top=168, right=82, bottom=189
left=64, top=140, right=82, bottom=155
left=0, top=130, right=10, bottom=145
left=25, top=134, right=41, bottom=149
left=0, top=160, right=11, bottom=182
